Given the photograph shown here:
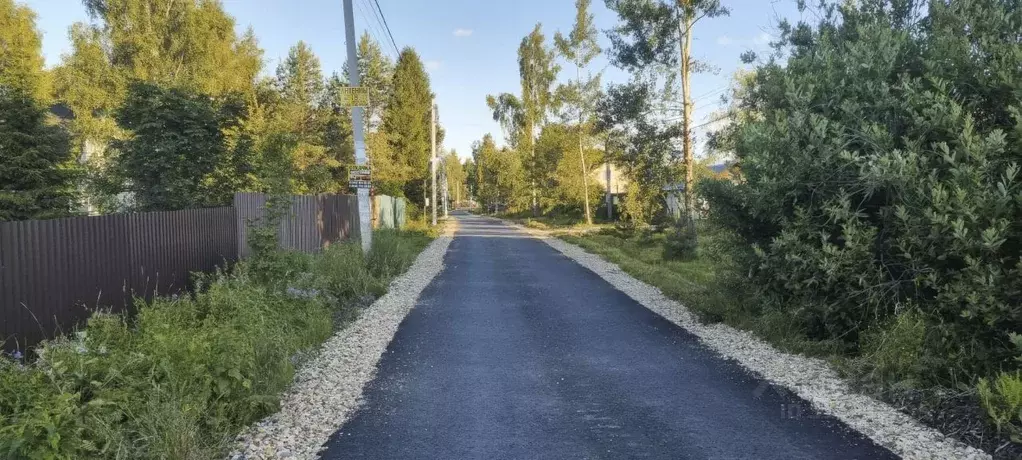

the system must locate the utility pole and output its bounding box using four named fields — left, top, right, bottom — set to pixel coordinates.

left=442, top=163, right=449, bottom=217
left=431, top=102, right=437, bottom=226
left=342, top=0, right=371, bottom=253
